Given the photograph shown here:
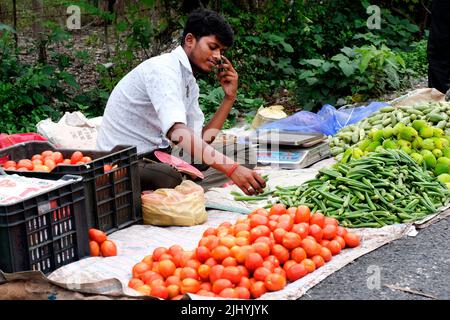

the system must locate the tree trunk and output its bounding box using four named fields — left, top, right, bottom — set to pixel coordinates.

left=12, top=0, right=18, bottom=49
left=32, top=0, right=46, bottom=63
left=0, top=2, right=5, bottom=23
